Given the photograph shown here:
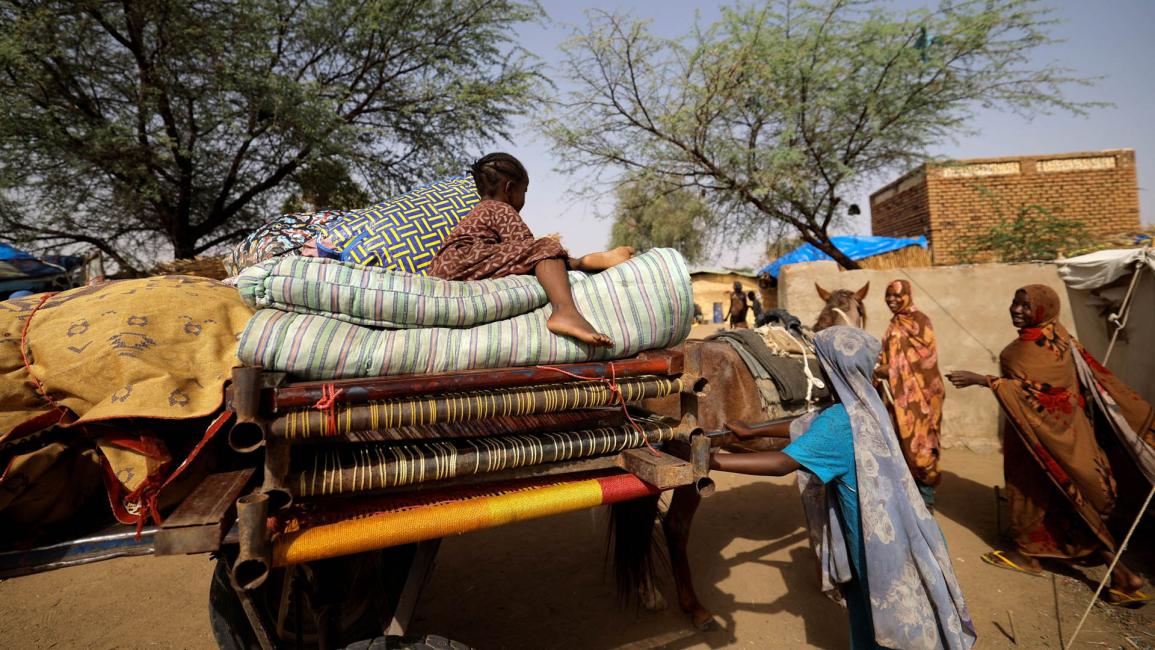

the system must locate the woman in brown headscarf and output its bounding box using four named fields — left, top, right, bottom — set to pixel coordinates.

left=875, top=279, right=945, bottom=509
left=948, top=285, right=1152, bottom=605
